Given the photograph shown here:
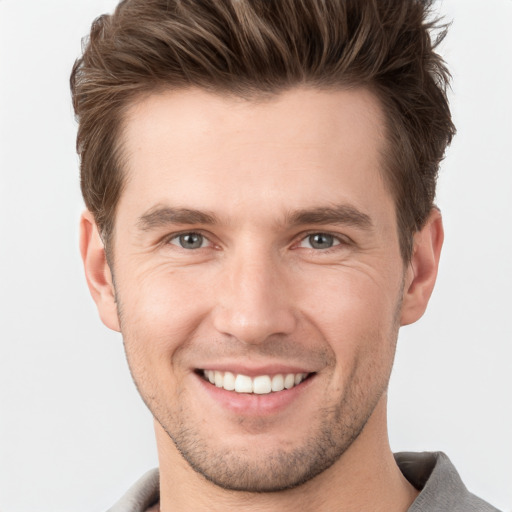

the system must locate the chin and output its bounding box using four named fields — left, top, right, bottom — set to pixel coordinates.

left=157, top=400, right=371, bottom=493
